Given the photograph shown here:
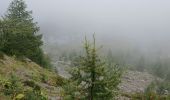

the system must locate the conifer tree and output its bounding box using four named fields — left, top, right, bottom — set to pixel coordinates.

left=64, top=35, right=122, bottom=100
left=1, top=0, right=51, bottom=68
